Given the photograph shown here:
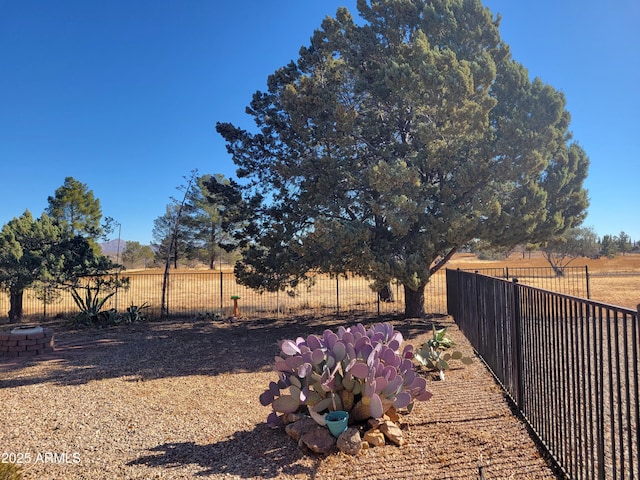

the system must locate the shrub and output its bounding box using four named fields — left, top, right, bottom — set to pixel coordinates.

left=0, top=462, right=23, bottom=480
left=69, top=275, right=129, bottom=325
left=259, top=322, right=432, bottom=426
left=123, top=302, right=150, bottom=323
